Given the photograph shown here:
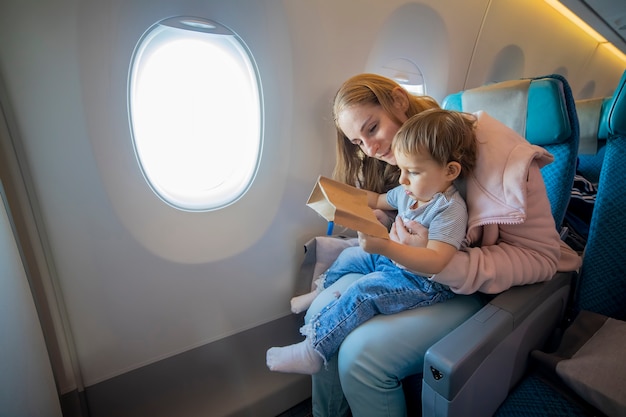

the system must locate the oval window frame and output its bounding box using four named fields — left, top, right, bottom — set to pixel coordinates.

left=128, top=16, right=263, bottom=211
